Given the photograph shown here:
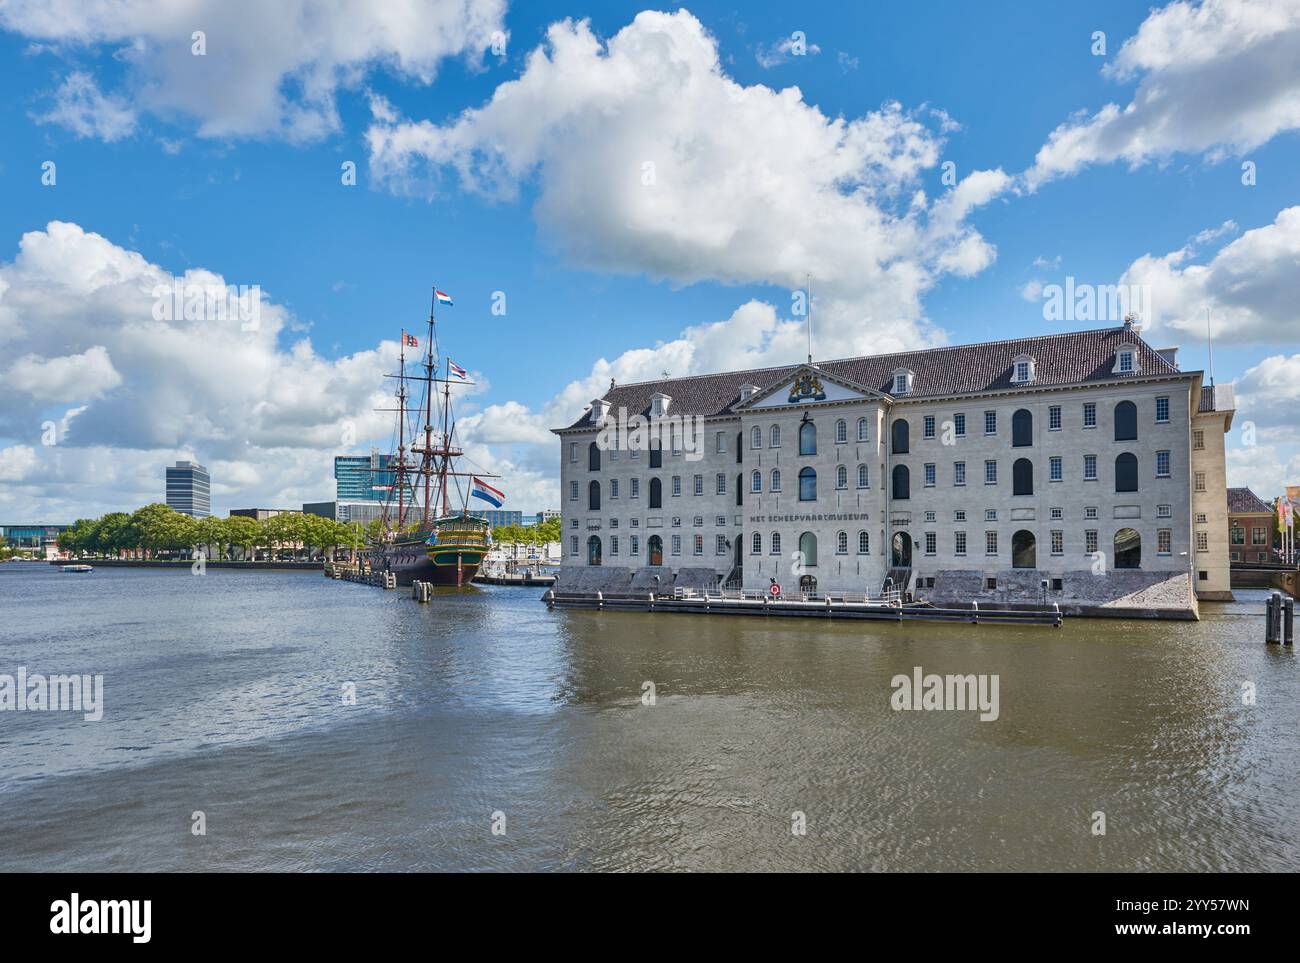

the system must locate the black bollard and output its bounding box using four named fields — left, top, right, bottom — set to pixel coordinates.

left=1285, top=596, right=1295, bottom=645
left=1266, top=593, right=1280, bottom=644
